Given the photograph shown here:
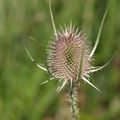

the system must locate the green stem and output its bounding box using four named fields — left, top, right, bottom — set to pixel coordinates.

left=69, top=83, right=79, bottom=120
